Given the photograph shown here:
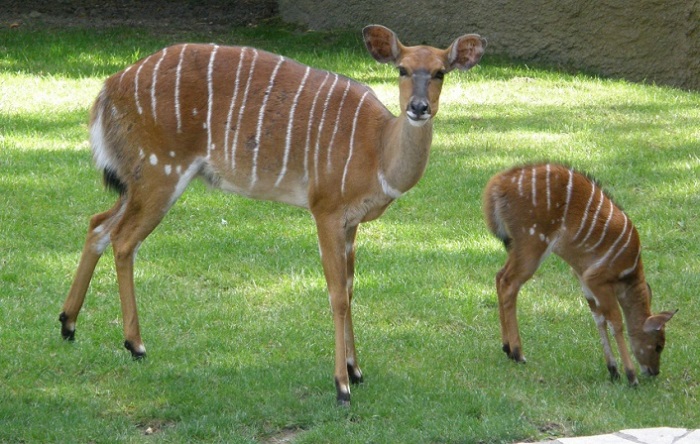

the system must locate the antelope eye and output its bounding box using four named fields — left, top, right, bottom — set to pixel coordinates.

left=655, top=344, right=664, bottom=353
left=434, top=70, right=445, bottom=80
left=398, top=67, right=408, bottom=77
